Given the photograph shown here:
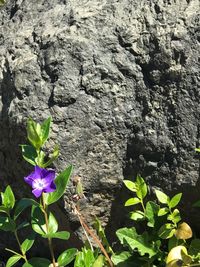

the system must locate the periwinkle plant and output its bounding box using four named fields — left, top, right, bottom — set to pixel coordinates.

left=0, top=117, right=76, bottom=267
